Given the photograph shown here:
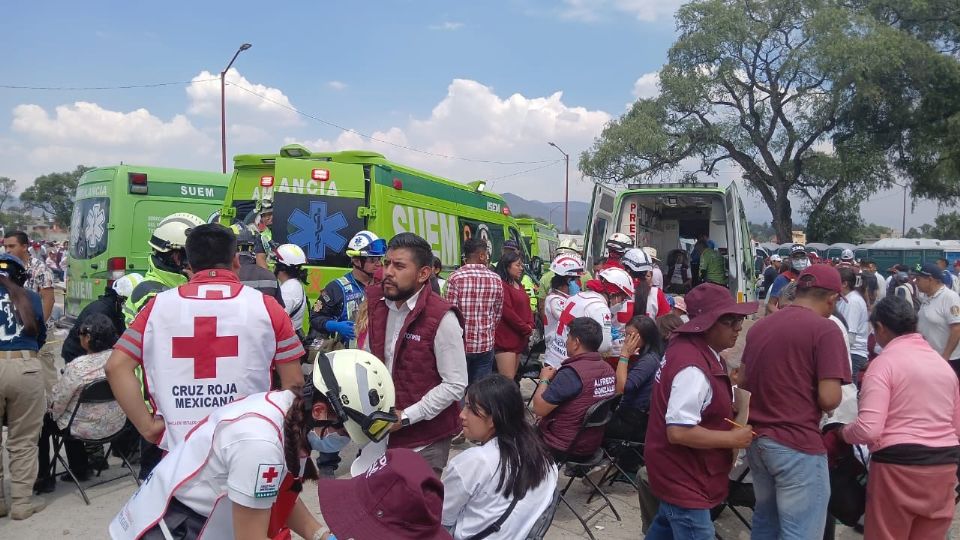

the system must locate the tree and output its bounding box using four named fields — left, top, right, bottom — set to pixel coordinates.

left=20, top=165, right=91, bottom=228
left=749, top=221, right=777, bottom=242
left=0, top=177, right=17, bottom=214
left=580, top=0, right=910, bottom=242
left=905, top=212, right=960, bottom=240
